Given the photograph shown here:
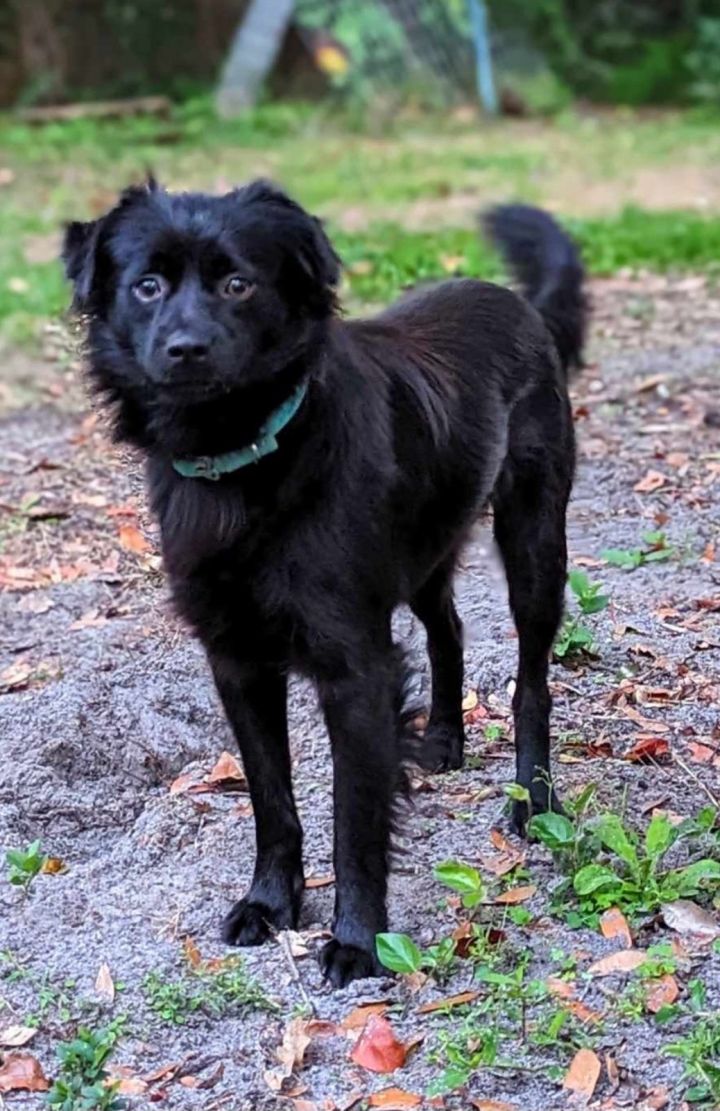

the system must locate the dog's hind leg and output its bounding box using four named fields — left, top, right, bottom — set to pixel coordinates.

left=209, top=655, right=304, bottom=947
left=317, top=640, right=405, bottom=987
left=492, top=426, right=571, bottom=833
left=410, top=557, right=466, bottom=772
